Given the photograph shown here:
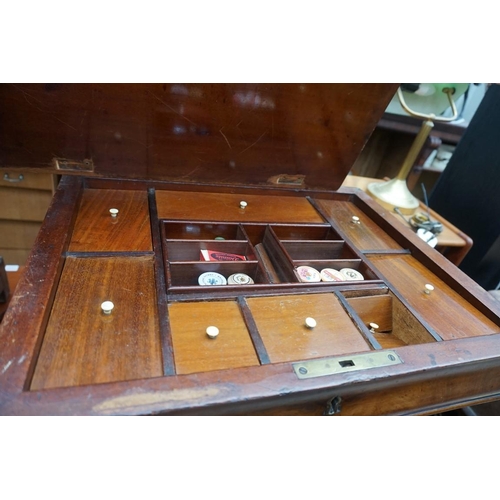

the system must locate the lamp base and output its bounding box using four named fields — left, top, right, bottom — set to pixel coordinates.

left=367, top=178, right=420, bottom=215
